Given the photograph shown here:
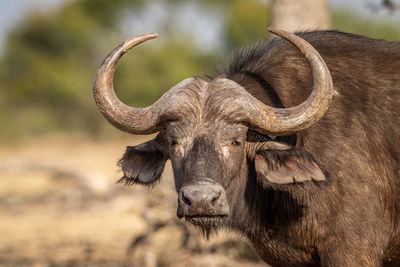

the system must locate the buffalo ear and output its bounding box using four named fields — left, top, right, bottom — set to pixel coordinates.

left=118, top=139, right=167, bottom=186
left=254, top=149, right=325, bottom=186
